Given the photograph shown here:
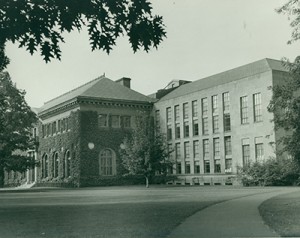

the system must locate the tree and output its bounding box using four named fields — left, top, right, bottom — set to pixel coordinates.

left=120, top=115, right=172, bottom=188
left=0, top=0, right=166, bottom=67
left=0, top=72, right=37, bottom=186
